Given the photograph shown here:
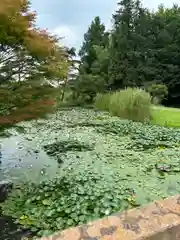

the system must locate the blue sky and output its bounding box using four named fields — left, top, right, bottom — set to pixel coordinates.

left=31, top=0, right=177, bottom=50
